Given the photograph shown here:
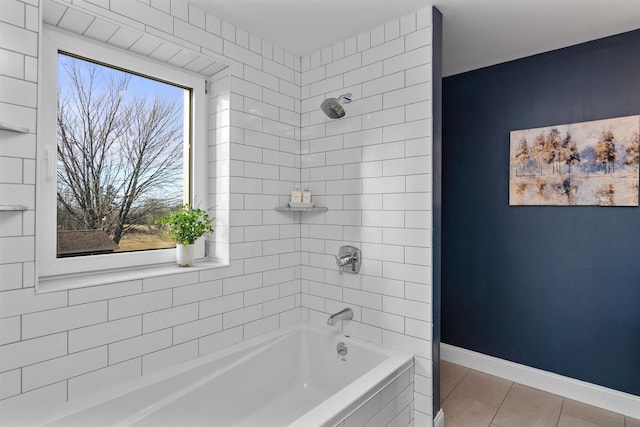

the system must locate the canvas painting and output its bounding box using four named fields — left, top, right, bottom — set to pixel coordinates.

left=509, top=115, right=639, bottom=206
